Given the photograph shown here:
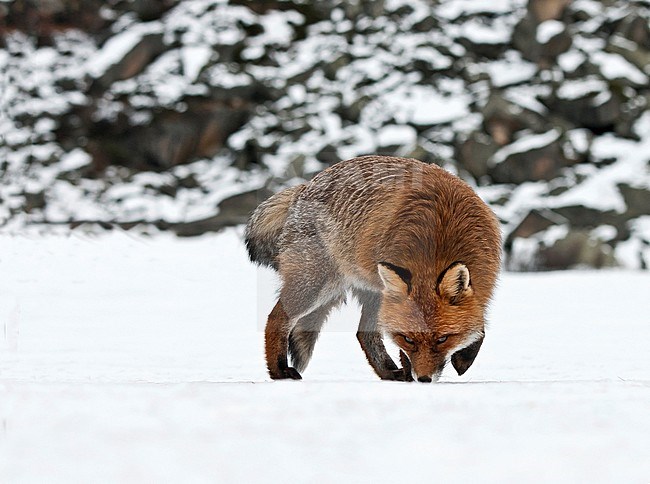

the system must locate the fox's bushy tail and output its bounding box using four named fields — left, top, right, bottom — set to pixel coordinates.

left=245, top=184, right=305, bottom=270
